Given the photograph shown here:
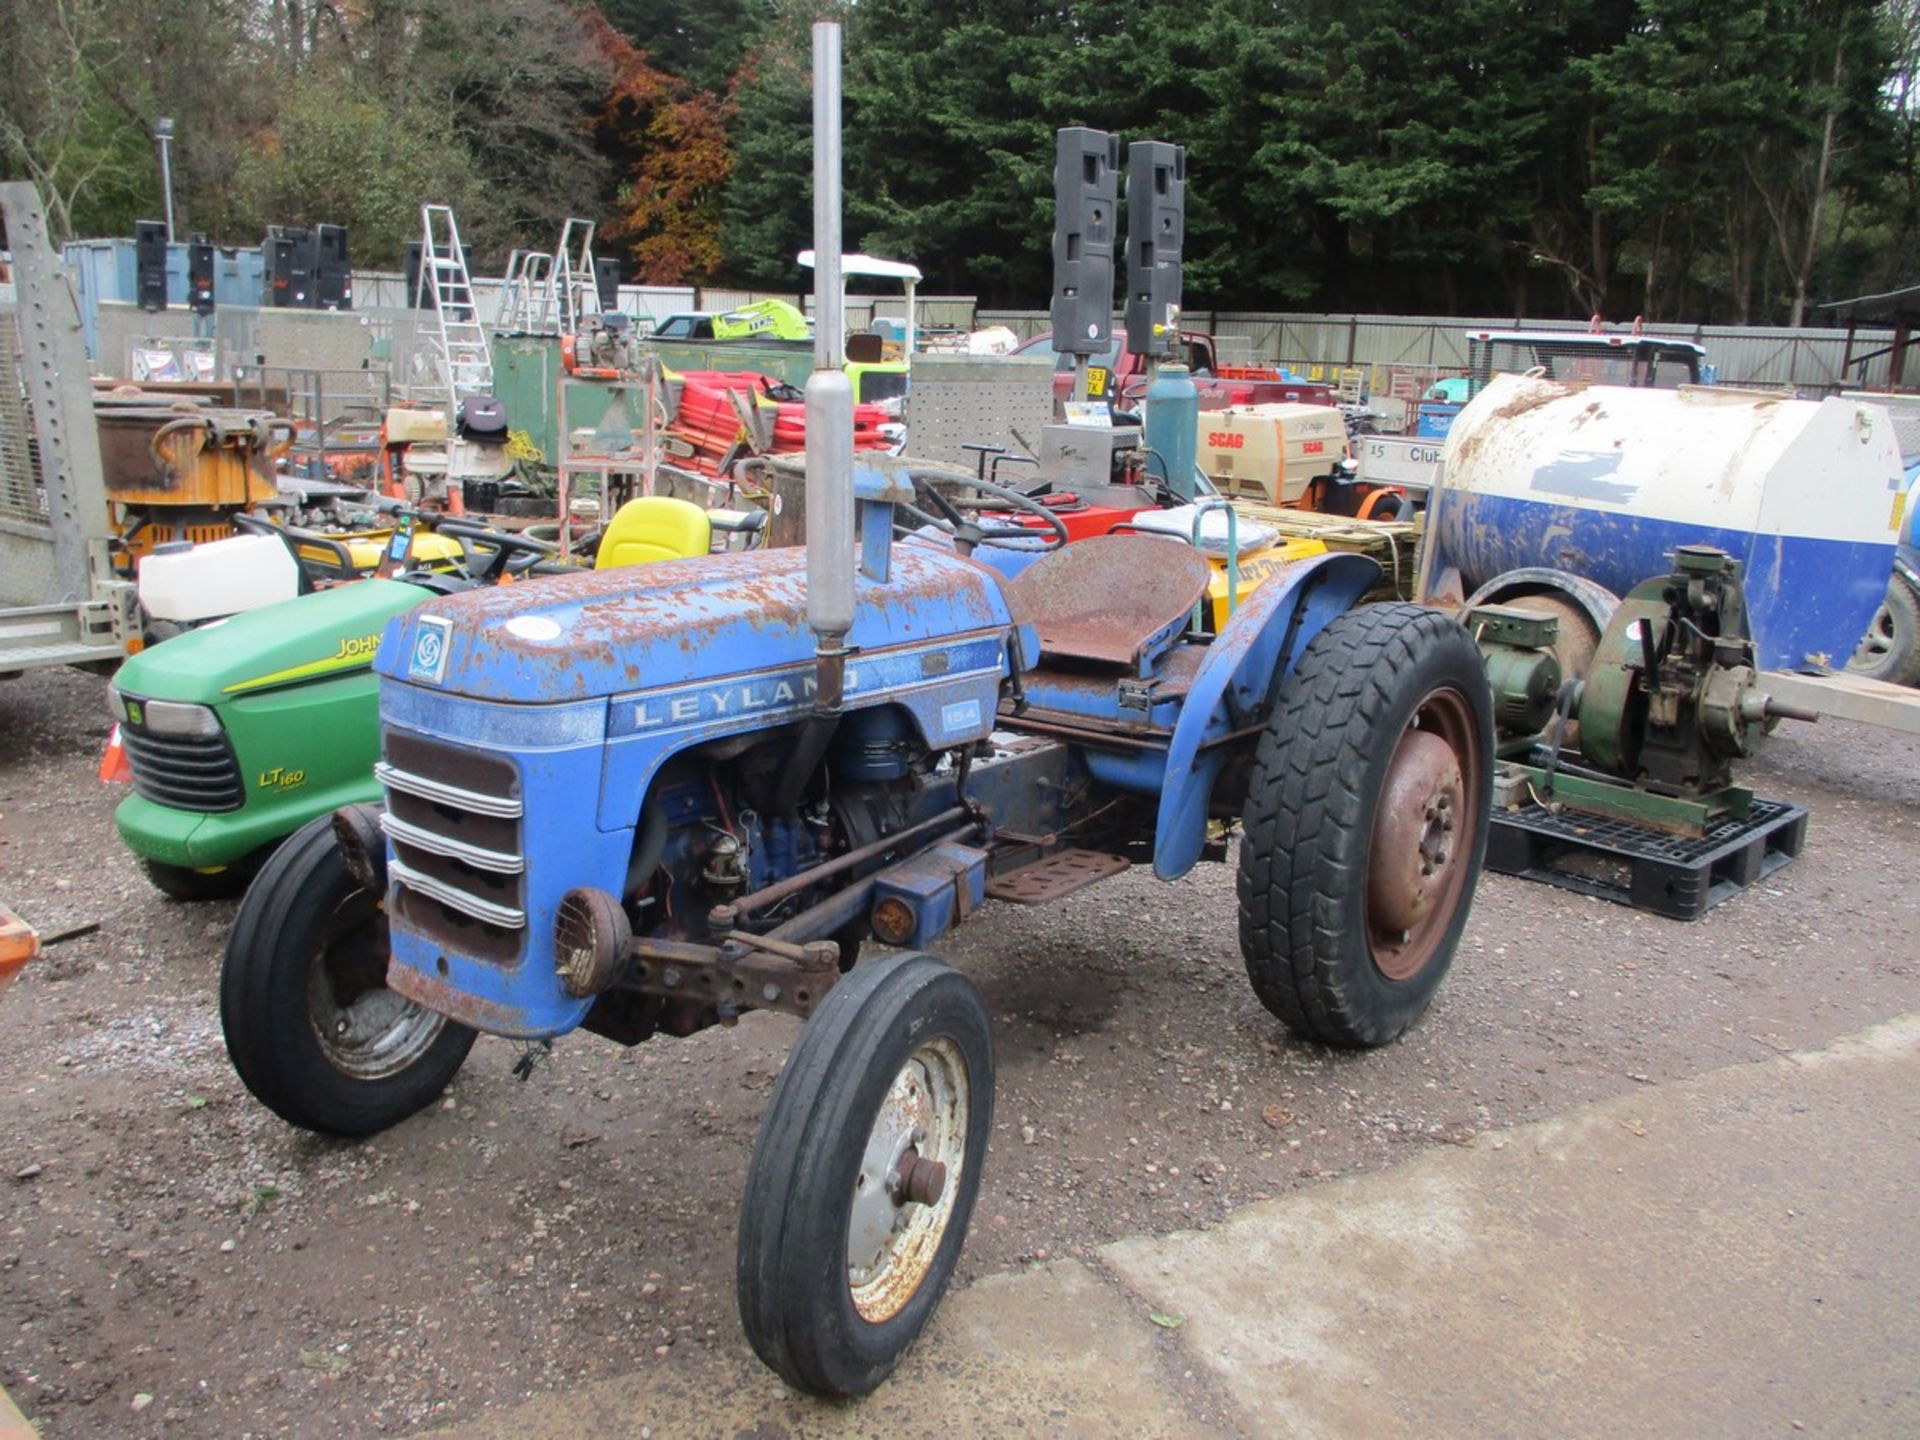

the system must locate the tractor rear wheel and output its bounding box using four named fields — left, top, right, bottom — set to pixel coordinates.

left=220, top=814, right=474, bottom=1137
left=738, top=952, right=992, bottom=1396
left=1237, top=603, right=1493, bottom=1047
